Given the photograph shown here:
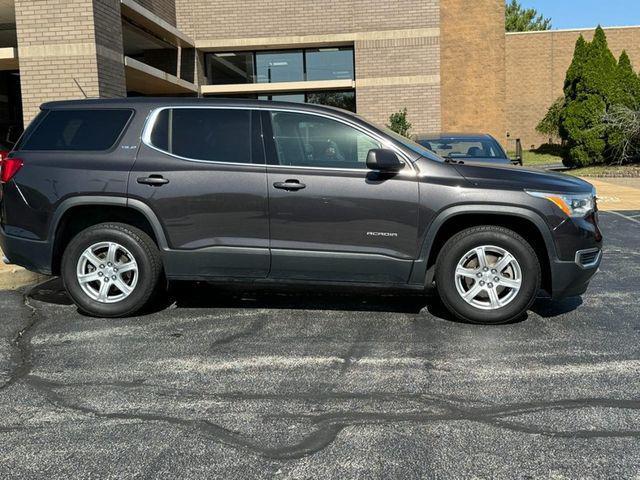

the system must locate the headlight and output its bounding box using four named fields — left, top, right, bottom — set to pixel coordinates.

left=526, top=190, right=596, bottom=217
